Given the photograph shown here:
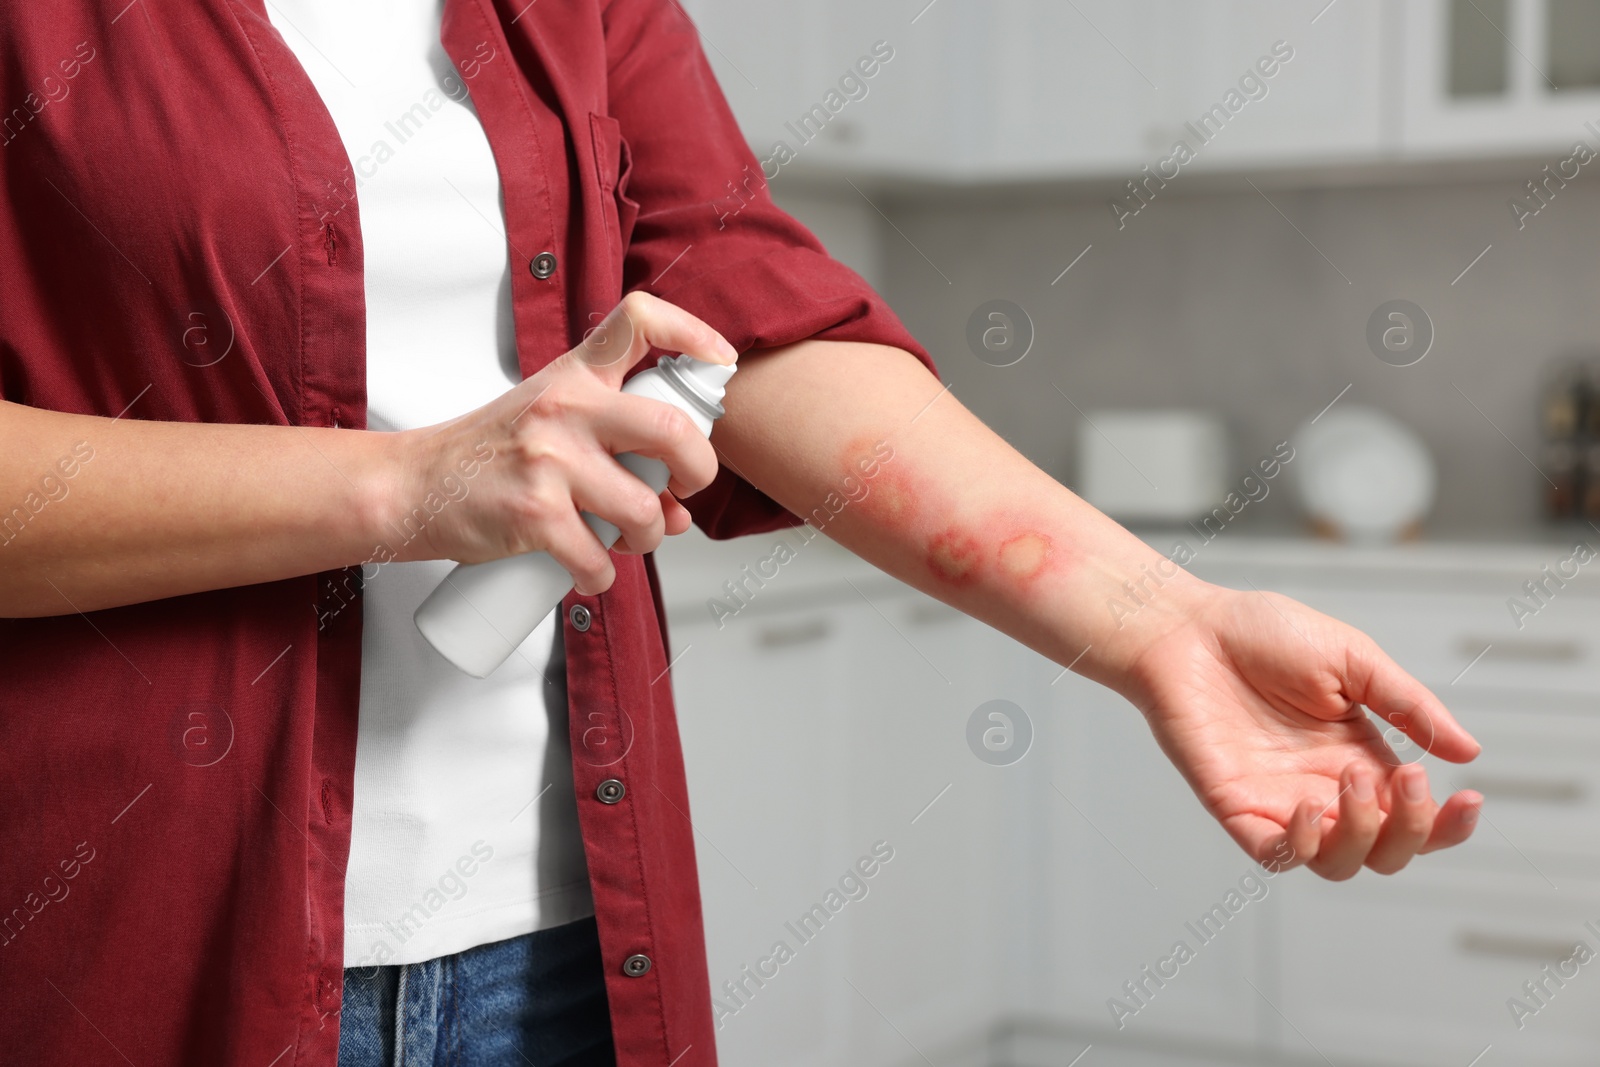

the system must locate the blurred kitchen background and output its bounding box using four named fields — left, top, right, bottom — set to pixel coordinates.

left=653, top=2, right=1600, bottom=1065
